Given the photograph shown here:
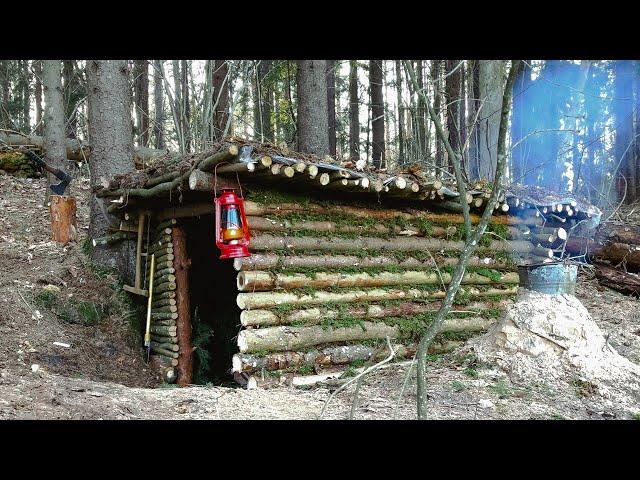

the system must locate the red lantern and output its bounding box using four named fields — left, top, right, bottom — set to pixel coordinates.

left=214, top=188, right=251, bottom=260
